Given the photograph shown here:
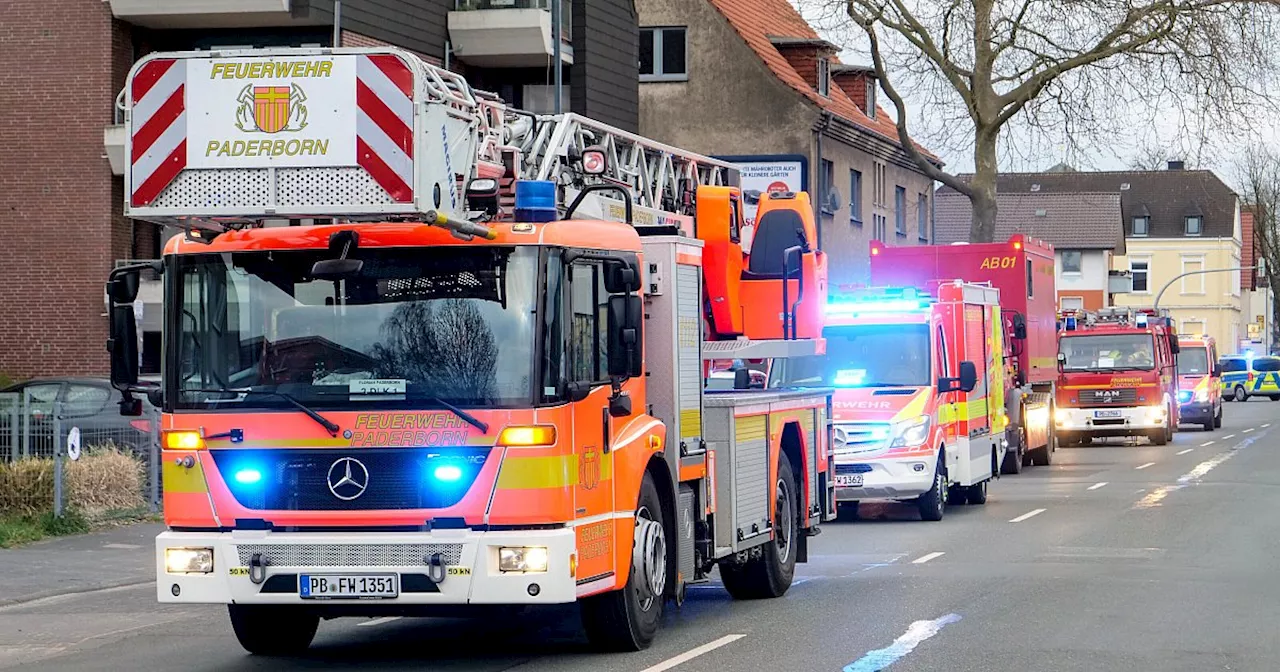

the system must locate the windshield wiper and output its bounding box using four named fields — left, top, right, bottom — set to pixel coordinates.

left=422, top=396, right=489, bottom=434
left=193, top=388, right=340, bottom=437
